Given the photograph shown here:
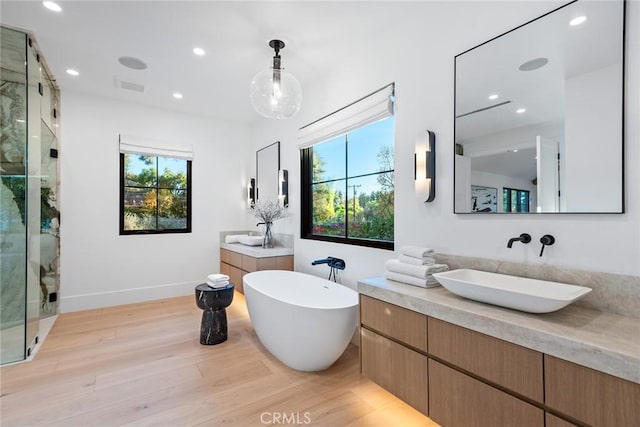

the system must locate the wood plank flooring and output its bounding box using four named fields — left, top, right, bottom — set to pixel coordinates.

left=0, top=293, right=438, bottom=426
